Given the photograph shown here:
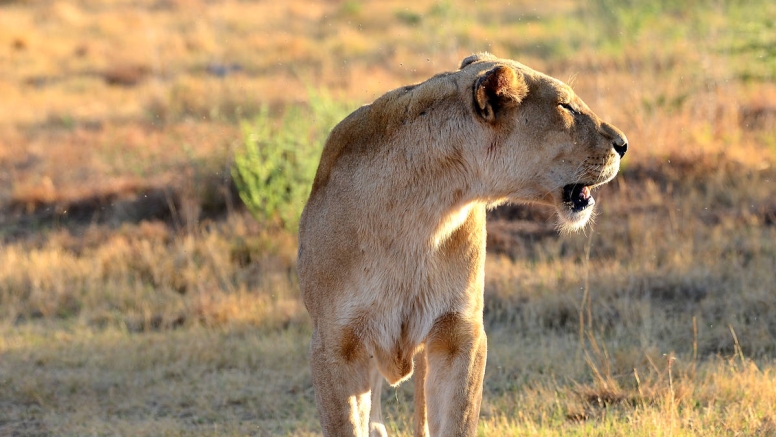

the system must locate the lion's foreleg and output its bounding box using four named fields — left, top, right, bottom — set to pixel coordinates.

left=425, top=321, right=487, bottom=437
left=310, top=327, right=372, bottom=437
